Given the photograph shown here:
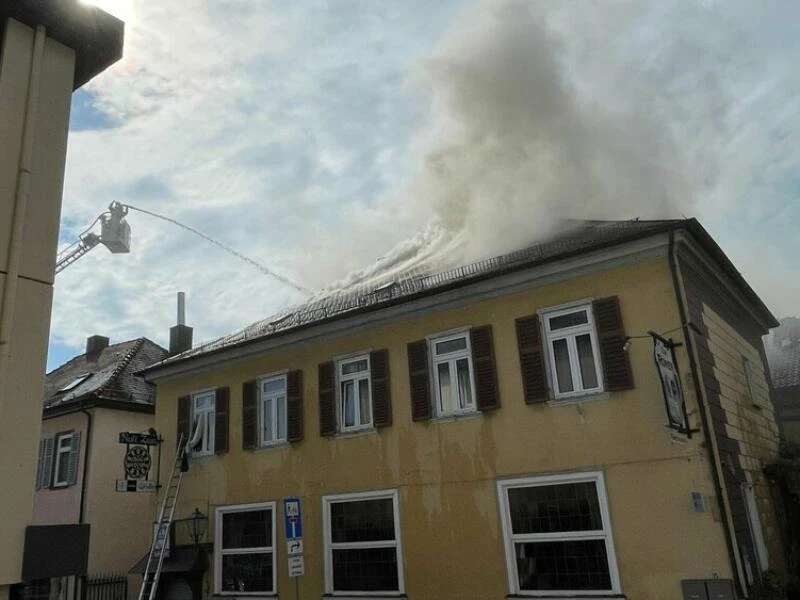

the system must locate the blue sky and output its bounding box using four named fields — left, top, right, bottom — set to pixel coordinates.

left=48, top=0, right=800, bottom=371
